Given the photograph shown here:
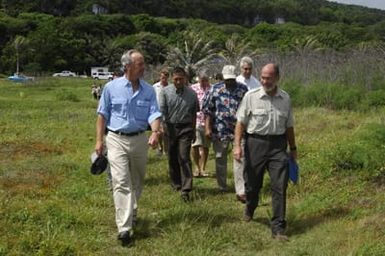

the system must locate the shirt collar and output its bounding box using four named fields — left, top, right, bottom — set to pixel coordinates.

left=258, top=87, right=283, bottom=99
left=174, top=85, right=185, bottom=94
left=124, top=77, right=142, bottom=89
